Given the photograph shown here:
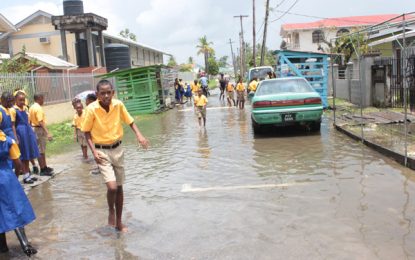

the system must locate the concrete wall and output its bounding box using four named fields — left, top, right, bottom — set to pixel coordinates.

left=44, top=101, right=74, bottom=124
